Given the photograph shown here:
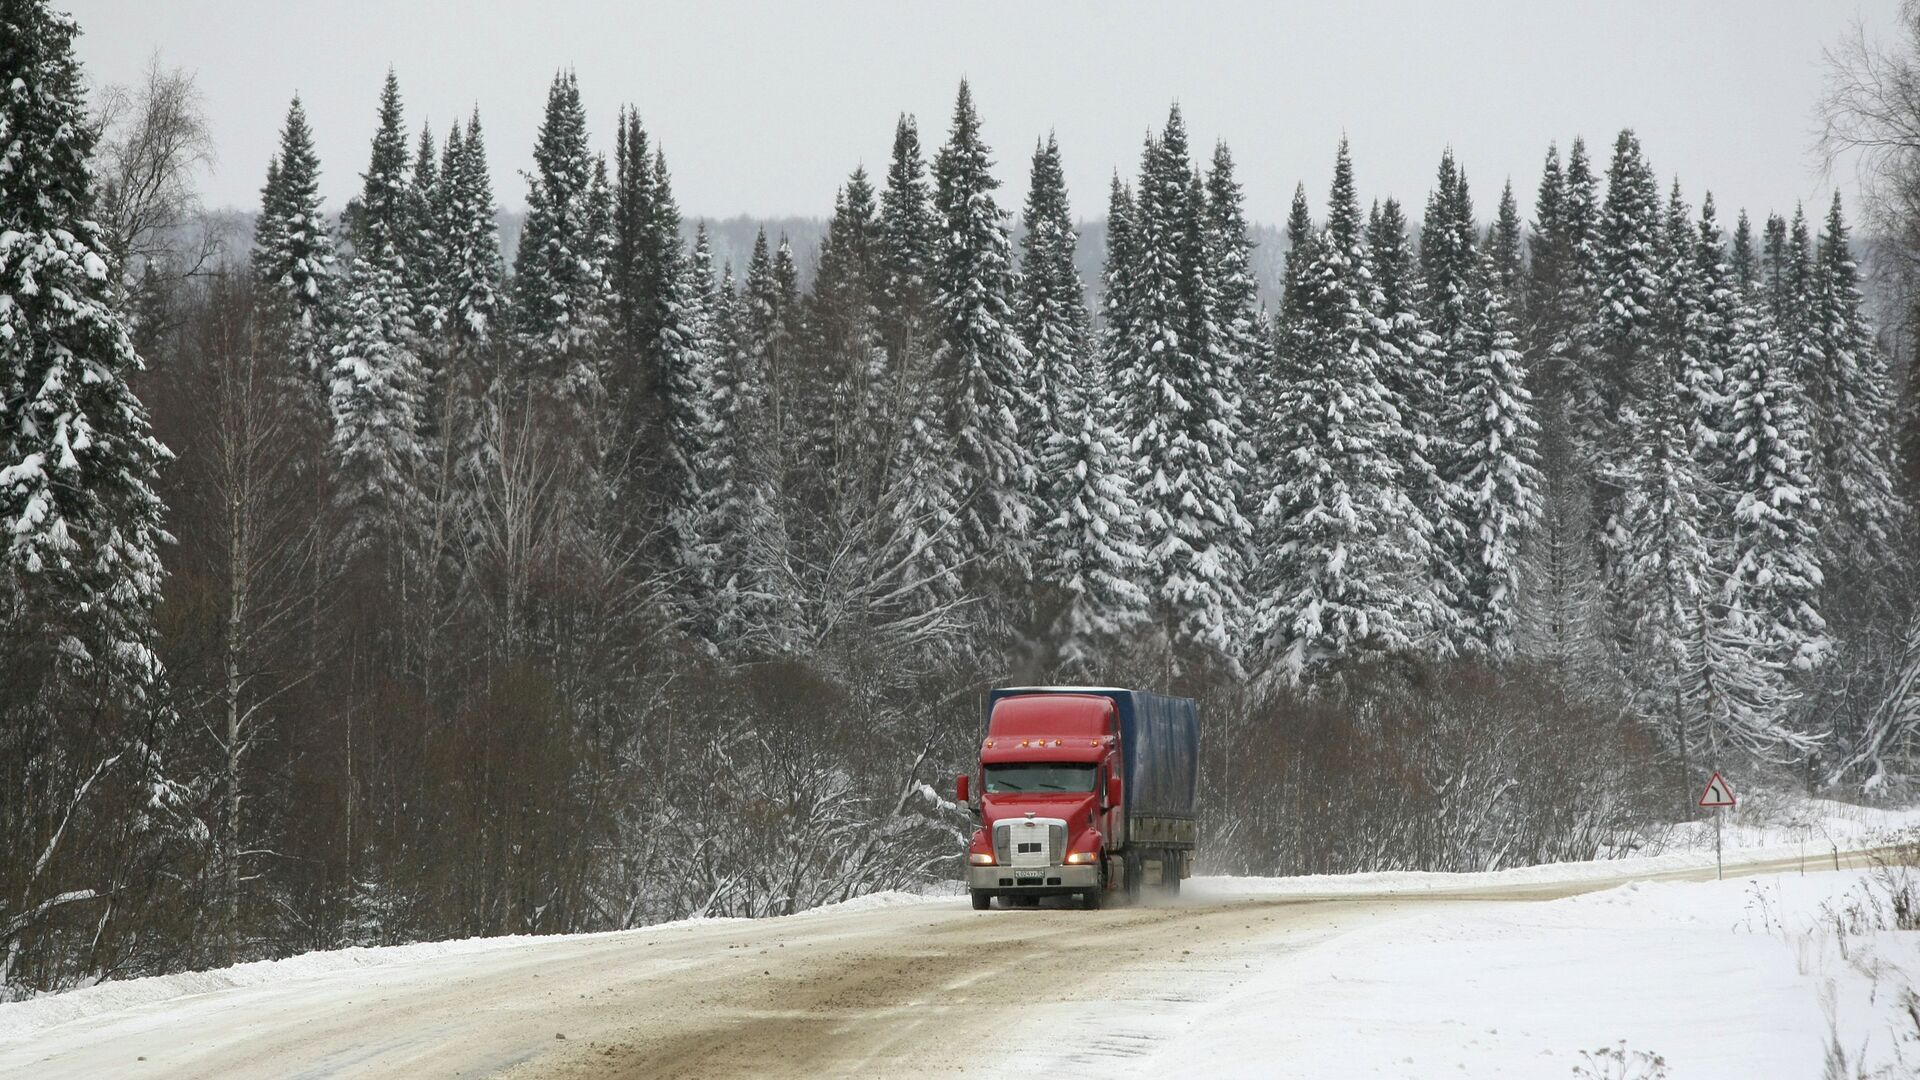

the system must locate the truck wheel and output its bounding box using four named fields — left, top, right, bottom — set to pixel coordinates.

left=1163, top=868, right=1182, bottom=897
left=1123, top=854, right=1142, bottom=905
left=970, top=889, right=991, bottom=911
left=1083, top=860, right=1108, bottom=910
